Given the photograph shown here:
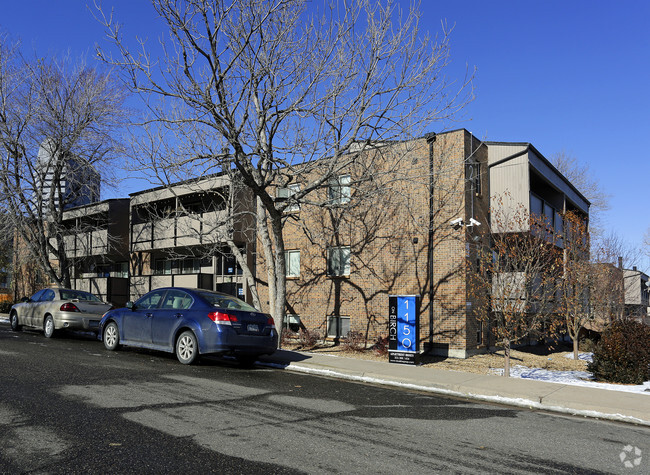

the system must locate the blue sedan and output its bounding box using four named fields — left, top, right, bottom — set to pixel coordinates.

left=99, top=287, right=278, bottom=365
